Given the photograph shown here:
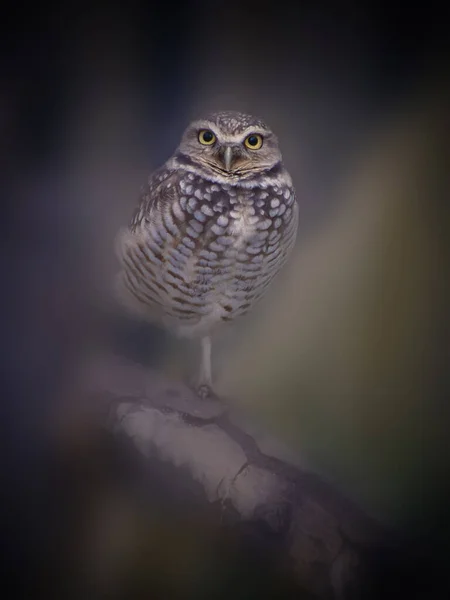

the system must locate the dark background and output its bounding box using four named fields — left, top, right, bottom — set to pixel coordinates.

left=1, top=1, right=449, bottom=598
